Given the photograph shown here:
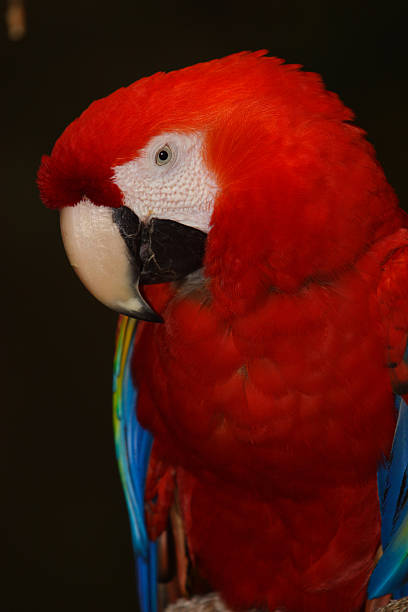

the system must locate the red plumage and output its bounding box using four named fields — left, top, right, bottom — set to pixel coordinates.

left=39, top=52, right=408, bottom=611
